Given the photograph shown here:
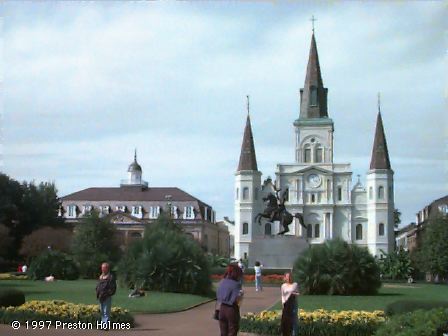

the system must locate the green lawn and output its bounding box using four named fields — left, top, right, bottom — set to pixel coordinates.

left=0, top=280, right=211, bottom=313
left=269, top=283, right=448, bottom=311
